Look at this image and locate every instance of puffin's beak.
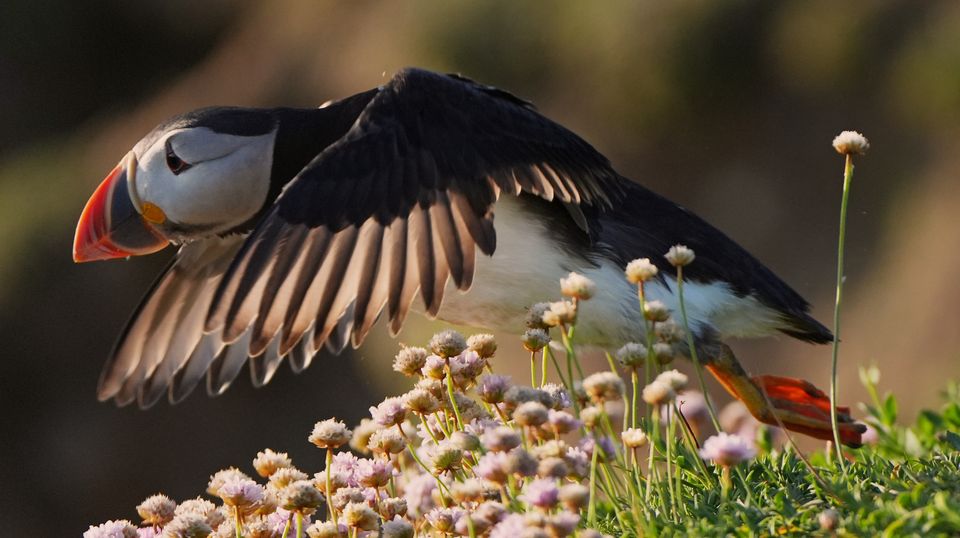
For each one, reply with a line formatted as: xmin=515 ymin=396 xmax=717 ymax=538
xmin=73 ymin=153 xmax=169 ymax=263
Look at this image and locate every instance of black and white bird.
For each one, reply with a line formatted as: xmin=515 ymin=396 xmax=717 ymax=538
xmin=74 ymin=67 xmax=864 ymax=446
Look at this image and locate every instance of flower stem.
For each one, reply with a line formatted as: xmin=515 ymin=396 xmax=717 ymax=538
xmin=677 ymin=267 xmax=722 ymax=433
xmin=587 ymin=439 xmax=600 ymax=527
xmin=234 ymin=506 xmax=242 ymax=538
xmin=530 ymin=350 xmax=537 ymax=387
xmin=540 ymin=350 xmax=548 ymax=386
xmin=829 ymin=153 xmax=854 ymax=472
xmin=444 ymin=361 xmax=465 ymax=430
xmin=325 ymin=449 xmax=337 ymax=526
xmin=721 ymin=465 xmax=731 ymax=503
xmin=296 ymin=512 xmax=304 ymax=538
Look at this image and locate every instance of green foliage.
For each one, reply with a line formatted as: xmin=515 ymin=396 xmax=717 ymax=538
xmin=601 ymin=376 xmax=960 ymax=537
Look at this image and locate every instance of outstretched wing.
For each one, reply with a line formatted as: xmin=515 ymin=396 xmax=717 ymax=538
xmin=98 ymin=236 xmax=243 ymax=408
xmin=206 ymin=67 xmax=623 ymax=360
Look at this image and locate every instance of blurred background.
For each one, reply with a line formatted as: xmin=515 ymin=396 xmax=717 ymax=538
xmin=3 ymin=1 xmax=960 ymax=535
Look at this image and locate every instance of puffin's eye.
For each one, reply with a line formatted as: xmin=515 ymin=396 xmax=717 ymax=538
xmin=165 ymin=138 xmax=192 ymax=175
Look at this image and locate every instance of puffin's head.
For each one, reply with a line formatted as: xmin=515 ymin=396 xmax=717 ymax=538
xmin=73 ymin=107 xmax=278 ymax=262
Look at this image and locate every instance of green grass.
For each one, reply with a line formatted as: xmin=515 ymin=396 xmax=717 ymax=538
xmin=595 ymin=378 xmax=960 ymax=537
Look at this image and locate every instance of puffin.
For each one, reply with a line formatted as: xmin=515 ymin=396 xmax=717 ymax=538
xmin=73 ymin=67 xmax=865 ymax=446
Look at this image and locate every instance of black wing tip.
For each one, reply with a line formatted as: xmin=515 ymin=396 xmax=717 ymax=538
xmin=779 ymin=314 xmax=833 ymax=344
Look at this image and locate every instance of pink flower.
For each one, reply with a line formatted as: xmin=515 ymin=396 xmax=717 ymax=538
xmin=475 ymin=452 xmax=511 ymax=484
xmin=547 ymin=409 xmax=582 ymax=434
xmin=477 ymin=374 xmax=511 ymax=403
xmin=490 ymin=514 xmax=526 ymax=538
xmin=218 ymin=477 xmax=264 ymax=508
xmin=451 ymin=350 xmax=486 ymax=385
xmin=370 ymin=396 xmax=407 ymax=426
xmin=403 ymin=473 xmax=437 ymax=518
xmin=356 ymin=458 xmax=393 ymax=488
xmin=520 ymin=478 xmax=559 ymax=509
xmin=699 ymin=433 xmax=756 ymax=466
xmin=83 ymin=520 xmax=138 ymax=538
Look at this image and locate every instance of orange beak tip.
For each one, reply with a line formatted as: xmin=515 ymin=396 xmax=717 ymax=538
xmin=73 ymin=160 xmax=168 ymax=262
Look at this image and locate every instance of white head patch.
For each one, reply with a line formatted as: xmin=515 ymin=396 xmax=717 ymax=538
xmin=132 ymin=126 xmax=277 ymax=238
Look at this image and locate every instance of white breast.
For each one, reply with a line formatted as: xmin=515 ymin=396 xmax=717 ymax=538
xmin=434 ymin=197 xmax=787 ymax=347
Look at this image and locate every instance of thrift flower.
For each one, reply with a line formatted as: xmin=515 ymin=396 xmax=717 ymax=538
xmin=537 ymin=457 xmax=569 ymax=479
xmin=832 ymin=130 xmax=869 ymax=155
xmin=449 ymin=430 xmax=481 ymax=451
xmin=381 ymin=518 xmax=414 ymax=538
xmin=159 ymin=514 xmax=211 ymax=538
xmin=520 ymin=478 xmax=559 ymax=509
xmin=280 ymin=480 xmax=324 ymax=513
xmin=174 ymin=498 xmax=224 ymax=528
xmin=564 ymin=447 xmax=590 ymax=478
xmin=84 ymin=520 xmax=138 ymax=538
xmin=656 ymin=369 xmax=688 ymax=391
xmin=404 ymin=473 xmax=437 ymax=518
xmin=356 ymin=458 xmax=392 ymax=488
xmin=305 ymin=521 xmax=342 ymax=538
xmin=652 ymin=342 xmax=675 ymax=365
xmin=426 ymin=507 xmax=464 ymax=533
xmin=218 ymin=478 xmax=264 ymax=510
xmin=402 ymin=388 xmax=440 ymax=414
xmin=558 ymin=484 xmax=590 ymax=511
xmin=450 ymin=350 xmax=486 ymax=385
xmin=642 ymin=380 xmax=675 ymax=406
xmin=547 ymin=409 xmax=581 ymax=434
xmin=370 ymin=396 xmax=407 ymax=426
xmin=429 ymin=329 xmax=467 ymax=358
xmin=699 ymin=432 xmax=757 ymax=466
xmin=582 ymin=371 xmax=625 ymax=403
xmin=252 ymin=448 xmax=292 ymax=478
xmin=269 ymin=467 xmax=308 ymax=489
xmin=342 ymin=502 xmax=379 ymax=531
xmin=475 ymin=501 xmax=507 ymax=525
xmin=621 ymin=428 xmax=648 ymax=449
xmin=309 ymin=419 xmax=352 ymax=449
xmin=421 ymin=354 xmax=447 ymax=379
xmin=616 ymin=342 xmax=646 ymax=369
xmin=348 ymin=418 xmax=379 ymax=454
xmin=579 ymin=406 xmax=602 ymax=428
xmin=547 ymin=512 xmax=580 ymax=537
xmin=207 ymin=467 xmax=250 ymax=496
xmin=393 ymin=346 xmax=428 ymax=376
xmin=643 ymin=300 xmax=671 ymax=322
xmin=358 ymin=428 xmax=407 ymax=454
xmin=542 ymin=383 xmax=571 ymax=409
xmin=665 ymin=244 xmax=695 ymax=267
xmin=522 ymin=328 xmax=551 ymax=352
xmin=525 ymin=302 xmax=552 ymax=329
xmin=379 ymin=497 xmax=408 ymax=519
xmin=478 ymin=374 xmax=511 ymax=403
xmin=430 ymin=442 xmax=464 ymax=474
xmin=331 ymin=488 xmax=365 ymax=512
xmin=513 ymin=401 xmax=549 ymax=427
xmin=467 ymin=333 xmax=498 ymax=358
xmin=136 ymin=494 xmax=176 ymax=527
xmin=542 ymin=300 xmax=576 ymax=327
xmin=819 ymin=508 xmax=841 ymax=531
xmin=560 ymin=272 xmax=596 ymax=300
xmin=654 ymin=319 xmax=684 ymax=342
xmin=451 ymin=478 xmax=486 ymax=503
xmin=476 ymin=451 xmax=511 ymax=484
xmin=505 ymin=448 xmax=538 ymax=477
xmin=625 ymin=258 xmax=658 ymax=283
xmin=482 ymin=426 xmax=522 ymax=452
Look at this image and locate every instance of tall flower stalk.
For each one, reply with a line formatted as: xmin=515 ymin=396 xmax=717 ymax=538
xmin=829 ymin=130 xmax=869 ymax=470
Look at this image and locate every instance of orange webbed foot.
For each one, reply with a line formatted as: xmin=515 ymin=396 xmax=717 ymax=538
xmin=752 ymin=375 xmax=867 ymax=448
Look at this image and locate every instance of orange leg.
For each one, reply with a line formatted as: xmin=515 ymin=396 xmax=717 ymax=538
xmin=705 ymin=345 xmax=866 ymax=448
